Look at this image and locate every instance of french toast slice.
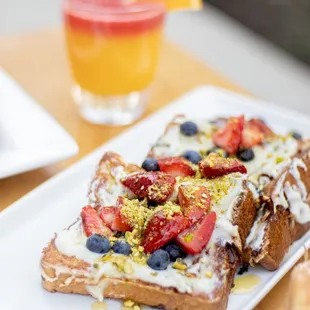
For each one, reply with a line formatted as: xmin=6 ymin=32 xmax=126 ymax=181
xmin=244 ymin=146 xmax=310 ymax=270
xmin=147 ymin=115 xmax=310 ymax=271
xmin=41 ymin=152 xmax=255 ymax=310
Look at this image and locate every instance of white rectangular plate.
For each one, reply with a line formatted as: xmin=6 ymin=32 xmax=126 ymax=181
xmin=0 ymin=69 xmax=78 ymax=179
xmin=1 ymin=86 xmax=310 ymax=310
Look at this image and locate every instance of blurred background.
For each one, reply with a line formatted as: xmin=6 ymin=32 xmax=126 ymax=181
xmin=1 ymin=0 xmax=310 ymax=114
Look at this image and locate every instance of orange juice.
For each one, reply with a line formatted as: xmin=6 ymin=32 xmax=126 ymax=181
xmin=63 ymin=1 xmax=165 ymax=96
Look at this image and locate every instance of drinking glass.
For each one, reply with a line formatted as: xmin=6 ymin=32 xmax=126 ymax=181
xmin=63 ymin=0 xmax=166 ymax=125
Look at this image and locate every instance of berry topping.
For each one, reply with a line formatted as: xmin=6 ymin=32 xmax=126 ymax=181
xmin=290 ymin=131 xmax=302 ymax=140
xmin=182 ymin=150 xmax=202 ymax=165
xmin=163 ymin=243 xmax=186 ymax=262
xmin=86 ymin=234 xmax=111 ymax=254
xmin=111 ymin=197 xmax=133 ymax=232
xmin=206 ymin=147 xmax=229 ymax=158
xmin=142 ymin=158 xmax=159 ymax=171
xmin=99 ymin=207 xmax=117 ymax=229
xmin=111 ymin=209 xmax=133 ymax=232
xmin=178 ymin=185 xmax=211 ymax=224
xmin=199 ymin=153 xmax=247 ymax=179
xmin=81 ymin=206 xmax=112 ymax=237
xmin=147 ymin=249 xmax=170 ymax=270
xmin=142 ymin=210 xmax=189 ymax=253
xmin=176 ymin=211 xmax=216 ymax=255
xmin=180 ymin=121 xmax=198 ymax=136
xmin=241 ymin=122 xmax=264 ymax=149
xmin=112 ymin=241 xmax=132 ymax=255
xmin=121 ymin=172 xmax=176 ymax=204
xmin=213 ymin=115 xmax=244 ymax=154
xmin=158 ymin=157 xmax=195 ymax=177
xmin=248 ymin=118 xmax=273 ymax=136
xmin=237 ymin=148 xmax=255 ymax=162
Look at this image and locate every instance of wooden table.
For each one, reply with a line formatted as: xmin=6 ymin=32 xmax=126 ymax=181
xmin=0 ymin=28 xmax=295 ymax=310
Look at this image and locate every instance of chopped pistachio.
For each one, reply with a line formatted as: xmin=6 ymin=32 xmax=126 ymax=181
xmin=276 ymin=157 xmax=284 ymax=164
xmin=124 ymin=300 xmax=135 ymax=307
xmin=173 ymin=261 xmax=187 ymax=271
xmin=123 ymin=300 xmax=141 ymax=310
xmin=184 ymin=233 xmax=194 ymax=242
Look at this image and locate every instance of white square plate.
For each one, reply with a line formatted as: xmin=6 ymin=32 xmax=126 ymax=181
xmin=1 ymin=86 xmax=310 ymax=310
xmin=0 ymin=69 xmax=78 ymax=179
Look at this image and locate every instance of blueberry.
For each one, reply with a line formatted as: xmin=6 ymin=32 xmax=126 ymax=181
xmin=147 ymin=249 xmax=170 ymax=270
xmin=112 ymin=241 xmax=132 ymax=255
xmin=290 ymin=131 xmax=302 ymax=140
xmin=142 ymin=158 xmax=159 ymax=171
xmin=163 ymin=243 xmax=186 ymax=262
xmin=182 ymin=150 xmax=202 ymax=165
xmin=237 ymin=148 xmax=255 ymax=162
xmin=180 ymin=121 xmax=198 ymax=136
xmin=86 ymin=234 xmax=111 ymax=254
xmin=206 ymin=147 xmax=229 ymax=158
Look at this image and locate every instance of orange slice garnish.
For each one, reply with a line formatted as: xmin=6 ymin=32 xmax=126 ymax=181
xmin=164 ymin=0 xmax=202 ymax=11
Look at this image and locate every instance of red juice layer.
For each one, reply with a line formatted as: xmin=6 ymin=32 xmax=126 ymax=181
xmin=63 ymin=1 xmax=165 ymax=36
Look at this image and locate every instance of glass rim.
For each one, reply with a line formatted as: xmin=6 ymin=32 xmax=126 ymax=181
xmin=63 ymin=0 xmax=166 ymax=15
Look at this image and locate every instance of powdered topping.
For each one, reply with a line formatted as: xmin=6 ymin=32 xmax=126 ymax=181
xmin=150 ymin=116 xmax=215 ymax=158
xmin=271 ymin=158 xmax=310 ymax=224
xmin=246 ymin=135 xmax=298 ymax=187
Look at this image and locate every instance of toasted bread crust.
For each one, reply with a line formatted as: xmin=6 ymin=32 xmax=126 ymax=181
xmin=147 ymin=115 xmax=185 ymax=159
xmin=254 ymin=207 xmax=292 ymax=270
xmin=231 ymin=186 xmax=256 ymax=250
xmin=88 ymin=152 xmax=143 ymax=205
xmin=41 ymin=240 xmax=236 ymax=310
xmin=246 ymin=148 xmax=310 ymax=270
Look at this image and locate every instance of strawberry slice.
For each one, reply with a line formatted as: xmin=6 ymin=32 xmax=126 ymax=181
xmin=241 ymin=122 xmax=264 ymax=148
xmin=111 ymin=209 xmax=132 ymax=232
xmin=248 ymin=118 xmax=273 ymax=136
xmin=81 ymin=205 xmax=112 ymax=237
xmin=142 ymin=211 xmax=189 ymax=253
xmin=99 ymin=207 xmax=116 ymax=229
xmin=213 ymin=115 xmax=244 ymax=154
xmin=110 ymin=197 xmax=132 ymax=232
xmin=175 ymin=211 xmax=216 ymax=255
xmin=178 ymin=185 xmax=211 ymax=224
xmin=121 ymin=172 xmax=176 ymax=204
xmin=158 ymin=157 xmax=196 ymax=177
xmin=199 ymin=153 xmax=247 ymax=179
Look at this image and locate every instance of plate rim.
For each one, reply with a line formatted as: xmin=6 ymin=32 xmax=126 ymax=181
xmin=0 ymin=68 xmax=79 ymax=179
xmin=1 ymin=85 xmax=310 ymax=309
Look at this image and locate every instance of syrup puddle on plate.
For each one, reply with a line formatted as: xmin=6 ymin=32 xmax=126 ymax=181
xmin=232 ymin=274 xmax=261 ymax=294
xmin=92 ymin=301 xmax=107 ymax=310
